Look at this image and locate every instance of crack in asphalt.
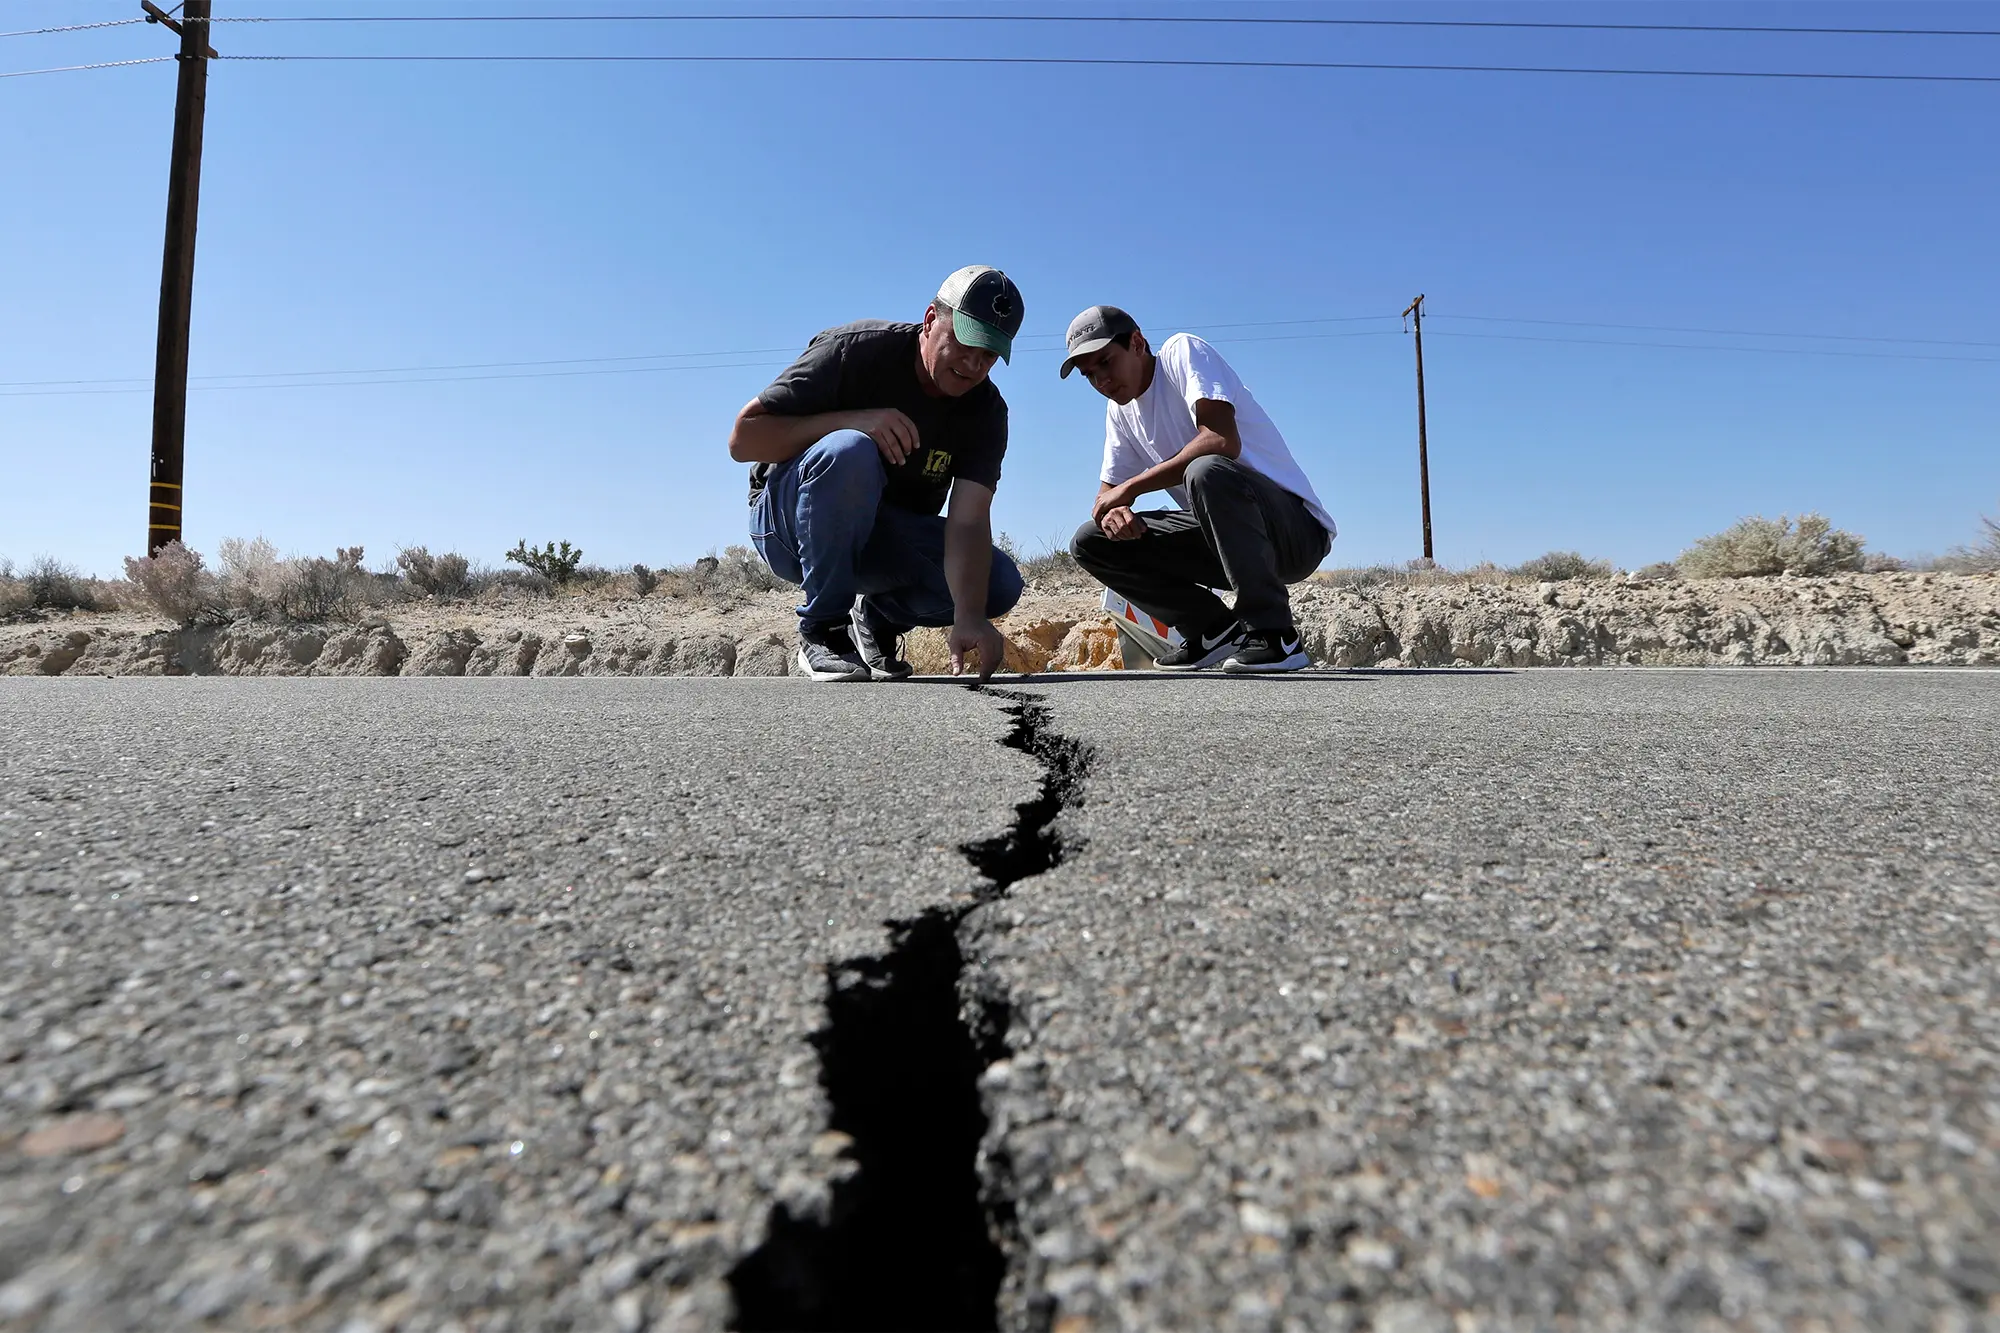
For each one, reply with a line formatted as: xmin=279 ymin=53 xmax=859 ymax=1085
xmin=728 ymin=689 xmax=1093 ymax=1333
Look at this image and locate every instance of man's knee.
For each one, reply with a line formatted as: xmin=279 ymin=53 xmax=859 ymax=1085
xmin=1070 ymin=518 xmax=1114 ymax=568
xmin=800 ymin=430 xmax=886 ymax=497
xmin=986 ymin=548 xmax=1025 ymax=618
xmin=1185 ymin=453 xmax=1250 ymax=495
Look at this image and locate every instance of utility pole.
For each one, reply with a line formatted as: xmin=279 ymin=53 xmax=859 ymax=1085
xmin=1401 ymin=294 xmax=1434 ymax=562
xmin=143 ymin=0 xmax=216 ymax=556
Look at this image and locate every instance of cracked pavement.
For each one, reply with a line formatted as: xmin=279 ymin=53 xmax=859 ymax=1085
xmin=3 ymin=670 xmax=1998 ymax=1332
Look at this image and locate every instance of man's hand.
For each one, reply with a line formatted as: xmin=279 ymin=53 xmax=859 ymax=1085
xmin=1100 ymin=506 xmax=1144 ymax=541
xmin=1092 ymin=482 xmax=1139 ymax=526
xmin=851 ymin=408 xmax=920 ymax=465
xmin=948 ymin=617 xmax=1008 ymax=682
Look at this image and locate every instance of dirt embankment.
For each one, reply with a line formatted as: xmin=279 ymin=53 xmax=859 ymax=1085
xmin=2 ymin=572 xmax=1994 ymax=678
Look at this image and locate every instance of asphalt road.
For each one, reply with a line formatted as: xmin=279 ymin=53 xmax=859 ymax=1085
xmin=2 ymin=671 xmax=1995 ymax=1332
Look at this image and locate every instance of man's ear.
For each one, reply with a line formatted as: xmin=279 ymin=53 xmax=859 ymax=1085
xmin=922 ymin=303 xmax=942 ymax=332
xmin=1130 ymin=328 xmax=1150 ymax=358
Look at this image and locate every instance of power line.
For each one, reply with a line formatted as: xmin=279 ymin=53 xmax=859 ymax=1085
xmin=201 ymin=13 xmax=2000 ymax=40
xmin=1440 ymin=312 xmax=2000 ymax=350
xmin=0 ymin=55 xmax=171 ymax=77
xmin=0 ymin=17 xmax=146 ymax=38
xmin=203 ymin=54 xmax=2000 ymax=85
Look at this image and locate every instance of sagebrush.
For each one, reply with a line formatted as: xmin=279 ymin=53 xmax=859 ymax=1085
xmin=1512 ymin=551 xmax=1614 ymax=582
xmin=1678 ymin=514 xmax=1866 ymax=579
xmin=1940 ymin=505 xmax=2000 ymax=573
xmin=397 ymin=546 xmax=473 ymax=598
xmin=122 ymin=542 xmax=217 ymax=625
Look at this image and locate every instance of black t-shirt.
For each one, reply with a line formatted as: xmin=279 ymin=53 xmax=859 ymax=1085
xmin=750 ymin=321 xmax=1008 ymax=516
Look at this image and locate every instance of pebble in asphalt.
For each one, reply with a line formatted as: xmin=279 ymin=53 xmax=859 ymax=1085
xmin=2 ymin=670 xmax=1996 ymax=1332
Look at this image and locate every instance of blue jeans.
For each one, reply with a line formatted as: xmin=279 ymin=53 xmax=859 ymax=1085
xmin=750 ymin=430 xmax=1024 ymax=630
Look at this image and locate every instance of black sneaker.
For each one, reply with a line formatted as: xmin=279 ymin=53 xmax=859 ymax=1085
xmin=796 ymin=621 xmax=870 ymax=681
xmin=850 ymin=598 xmax=914 ymax=681
xmin=1153 ymin=618 xmax=1244 ymax=671
xmin=1223 ymin=627 xmax=1310 ymax=673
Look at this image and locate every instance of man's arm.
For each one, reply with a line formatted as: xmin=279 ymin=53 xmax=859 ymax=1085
xmin=943 ymin=478 xmax=1007 ymax=681
xmin=1094 ymin=482 xmax=1144 ymax=541
xmin=728 ymin=399 xmax=921 ymax=466
xmin=1091 ymin=398 xmax=1241 ymax=524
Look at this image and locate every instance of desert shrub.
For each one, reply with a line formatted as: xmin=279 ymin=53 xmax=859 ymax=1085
xmin=569 ymin=563 xmax=616 ymax=587
xmin=1860 ymin=552 xmax=1907 ymax=573
xmin=217 ymin=535 xmax=283 ymax=614
xmin=656 ymin=545 xmax=784 ymax=599
xmin=1019 ymin=546 xmax=1089 ymax=588
xmin=1940 ymin=506 xmax=2000 ymax=573
xmin=506 ymin=539 xmax=583 ymax=586
xmin=631 ymin=564 xmax=659 ymax=596
xmin=397 ymin=545 xmax=473 ymax=598
xmin=0 ymin=559 xmax=26 ymax=616
xmin=267 ymin=546 xmax=368 ymax=622
xmin=1678 ymin=513 xmax=1865 ymax=579
xmin=23 ymin=555 xmax=102 ymax=611
xmin=1512 ymin=550 xmax=1614 ymax=582
xmin=1633 ymin=561 xmax=1680 ymax=581
xmin=122 ymin=541 xmax=218 ymax=625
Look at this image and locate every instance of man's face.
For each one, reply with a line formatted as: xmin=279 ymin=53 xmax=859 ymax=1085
xmin=919 ymin=304 xmax=1000 ymax=397
xmin=1072 ymin=332 xmax=1148 ymax=405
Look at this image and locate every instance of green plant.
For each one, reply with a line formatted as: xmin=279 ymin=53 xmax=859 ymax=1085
xmin=506 ymin=539 xmax=584 ymax=586
xmin=1678 ymin=513 xmax=1865 ymax=579
xmin=1512 ymin=550 xmax=1614 ymax=582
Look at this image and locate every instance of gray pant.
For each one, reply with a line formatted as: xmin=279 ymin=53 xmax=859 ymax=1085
xmin=1070 ymin=454 xmax=1331 ymax=636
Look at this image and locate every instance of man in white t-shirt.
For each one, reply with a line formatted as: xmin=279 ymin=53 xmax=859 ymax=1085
xmin=1061 ymin=305 xmax=1335 ymax=672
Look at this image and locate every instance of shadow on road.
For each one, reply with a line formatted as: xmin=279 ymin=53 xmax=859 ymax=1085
xmin=902 ymin=668 xmax=1512 ymax=686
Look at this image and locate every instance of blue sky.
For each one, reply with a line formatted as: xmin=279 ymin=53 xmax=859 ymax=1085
xmin=4 ymin=1 xmax=1997 ymax=577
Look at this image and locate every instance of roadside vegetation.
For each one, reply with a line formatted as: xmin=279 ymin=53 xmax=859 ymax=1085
xmin=14 ymin=504 xmax=1997 ymax=628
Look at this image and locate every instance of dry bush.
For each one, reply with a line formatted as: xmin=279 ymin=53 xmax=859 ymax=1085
xmin=0 ymin=559 xmax=28 ymax=617
xmin=631 ymin=564 xmax=660 ymax=597
xmin=21 ymin=555 xmax=105 ymax=611
xmin=1633 ymin=561 xmax=1680 ymax=581
xmin=1678 ymin=514 xmax=1865 ymax=579
xmin=1317 ymin=560 xmax=1518 ymax=591
xmin=475 ymin=568 xmax=553 ymax=601
xmin=1939 ymin=506 xmax=2000 ymax=573
xmin=122 ymin=542 xmax=218 ymax=625
xmin=1512 ymin=550 xmax=1614 ymax=582
xmin=269 ymin=546 xmax=368 ymax=622
xmin=217 ymin=536 xmax=284 ymax=614
xmin=655 ymin=546 xmax=784 ymax=600
xmin=396 ymin=546 xmax=473 ymax=598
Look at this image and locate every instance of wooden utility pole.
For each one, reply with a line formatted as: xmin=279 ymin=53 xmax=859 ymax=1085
xmin=144 ymin=0 xmax=216 ymax=556
xmin=1402 ymin=294 xmax=1434 ymax=562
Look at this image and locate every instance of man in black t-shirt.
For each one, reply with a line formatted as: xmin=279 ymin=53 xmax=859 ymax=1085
xmin=729 ymin=266 xmax=1027 ymax=682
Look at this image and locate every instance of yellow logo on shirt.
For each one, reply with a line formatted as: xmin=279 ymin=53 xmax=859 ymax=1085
xmin=921 ymin=449 xmax=952 ymax=479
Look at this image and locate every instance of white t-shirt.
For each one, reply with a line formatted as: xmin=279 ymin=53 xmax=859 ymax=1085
xmin=1099 ymin=332 xmax=1335 ymax=536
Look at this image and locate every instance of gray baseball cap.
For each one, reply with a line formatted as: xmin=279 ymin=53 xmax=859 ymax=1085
xmin=1060 ymin=305 xmax=1139 ymax=378
xmin=935 ymin=265 xmax=1025 ymax=363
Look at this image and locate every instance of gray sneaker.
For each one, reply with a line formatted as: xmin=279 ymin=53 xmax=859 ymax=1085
xmin=850 ymin=599 xmax=914 ymax=681
xmin=796 ymin=621 xmax=870 ymax=682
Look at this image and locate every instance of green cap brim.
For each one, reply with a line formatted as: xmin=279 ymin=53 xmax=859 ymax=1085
xmin=950 ymin=307 xmax=1013 ymax=364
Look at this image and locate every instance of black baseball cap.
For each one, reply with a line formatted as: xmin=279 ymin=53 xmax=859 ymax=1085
xmin=1060 ymin=305 xmax=1140 ymax=378
xmin=935 ymin=265 xmax=1025 ymax=363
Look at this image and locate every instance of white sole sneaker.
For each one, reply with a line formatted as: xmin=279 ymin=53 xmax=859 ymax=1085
xmin=795 ymin=647 xmax=870 ymax=682
xmin=1153 ymin=624 xmax=1245 ymax=671
xmin=1222 ymin=639 xmax=1311 ymax=673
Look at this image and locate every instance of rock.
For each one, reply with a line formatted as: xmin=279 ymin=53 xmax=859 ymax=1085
xmin=465 ymin=630 xmax=542 ymax=676
xmin=733 ymin=633 xmax=788 ymax=677
xmin=21 ymin=1112 xmax=125 ymax=1157
xmin=403 ymin=629 xmax=481 ymax=676
xmin=1048 ymin=621 xmax=1123 ymax=671
xmin=669 ymin=633 xmax=737 ymax=677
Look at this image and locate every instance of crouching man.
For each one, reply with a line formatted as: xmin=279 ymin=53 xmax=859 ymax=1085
xmin=729 ymin=266 xmax=1026 ymax=681
xmin=1062 ymin=306 xmax=1336 ymax=672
